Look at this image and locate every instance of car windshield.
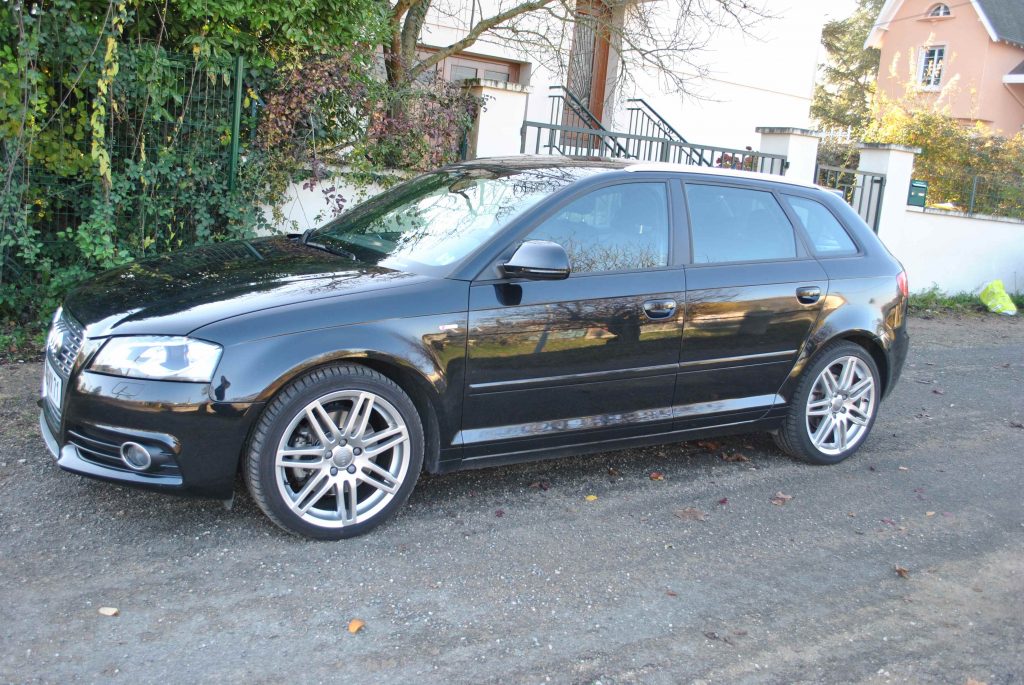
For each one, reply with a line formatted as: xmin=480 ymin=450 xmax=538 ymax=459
xmin=306 ymin=166 xmax=604 ymax=273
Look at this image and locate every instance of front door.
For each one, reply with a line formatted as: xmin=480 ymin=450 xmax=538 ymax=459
xmin=676 ymin=180 xmax=828 ymax=428
xmin=460 ymin=181 xmax=684 ymax=461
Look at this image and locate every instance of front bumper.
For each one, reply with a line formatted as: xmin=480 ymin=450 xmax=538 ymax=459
xmin=42 ymin=368 xmax=264 ymax=499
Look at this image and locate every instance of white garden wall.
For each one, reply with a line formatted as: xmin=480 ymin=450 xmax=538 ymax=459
xmin=882 ymin=208 xmax=1024 ymax=295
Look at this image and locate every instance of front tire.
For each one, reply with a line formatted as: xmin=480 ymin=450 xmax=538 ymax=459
xmin=774 ymin=341 xmax=880 ymax=465
xmin=244 ymin=364 xmax=424 ymax=539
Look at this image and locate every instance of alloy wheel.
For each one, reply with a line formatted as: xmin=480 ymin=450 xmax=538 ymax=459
xmin=804 ymin=355 xmax=876 ymax=456
xmin=274 ymin=390 xmax=411 ymax=528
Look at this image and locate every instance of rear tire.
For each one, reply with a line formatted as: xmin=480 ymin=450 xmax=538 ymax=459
xmin=244 ymin=364 xmax=423 ymax=539
xmin=774 ymin=341 xmax=881 ymax=465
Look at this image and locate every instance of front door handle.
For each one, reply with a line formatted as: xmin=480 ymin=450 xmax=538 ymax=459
xmin=643 ymin=298 xmax=677 ymax=319
xmin=796 ymin=286 xmax=821 ymax=304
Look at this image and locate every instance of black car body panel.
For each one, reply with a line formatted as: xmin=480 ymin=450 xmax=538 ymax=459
xmin=41 ymin=157 xmax=909 ymax=499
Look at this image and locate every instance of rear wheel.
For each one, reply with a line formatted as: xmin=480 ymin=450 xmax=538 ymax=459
xmin=774 ymin=341 xmax=880 ymax=465
xmin=244 ymin=364 xmax=423 ymax=539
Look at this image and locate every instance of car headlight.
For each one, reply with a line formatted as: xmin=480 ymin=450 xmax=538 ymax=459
xmin=46 ymin=306 xmax=64 ymax=355
xmin=90 ymin=336 xmax=222 ymax=382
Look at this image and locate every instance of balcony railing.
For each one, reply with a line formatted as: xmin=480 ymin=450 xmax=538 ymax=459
xmin=520 ymin=120 xmax=788 ymax=175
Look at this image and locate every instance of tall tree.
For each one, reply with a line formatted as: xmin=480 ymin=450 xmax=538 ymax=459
xmin=810 ymin=0 xmax=884 ymax=132
xmin=381 ymin=0 xmax=770 ymax=94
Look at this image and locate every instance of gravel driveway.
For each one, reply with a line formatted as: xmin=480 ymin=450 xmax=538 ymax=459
xmin=1 ymin=315 xmax=1022 ymax=684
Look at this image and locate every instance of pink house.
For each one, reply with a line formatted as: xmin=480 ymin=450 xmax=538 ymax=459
xmin=866 ymin=0 xmax=1024 ymax=134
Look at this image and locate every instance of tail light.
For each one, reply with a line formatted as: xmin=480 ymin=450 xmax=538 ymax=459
xmin=897 ymin=271 xmax=909 ymax=298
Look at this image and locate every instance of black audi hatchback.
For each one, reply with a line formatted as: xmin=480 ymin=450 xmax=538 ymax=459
xmin=40 ymin=157 xmax=908 ymax=538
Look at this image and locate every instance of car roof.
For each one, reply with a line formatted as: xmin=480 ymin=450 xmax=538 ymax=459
xmin=450 ymin=156 xmax=820 ymax=191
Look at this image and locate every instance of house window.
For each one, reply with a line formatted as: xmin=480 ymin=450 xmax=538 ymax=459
xmin=927 ymin=3 xmax=951 ymax=17
xmin=919 ymin=46 xmax=945 ymax=88
xmin=440 ymin=54 xmax=520 ymax=84
xmin=450 ymin=65 xmax=479 ymax=81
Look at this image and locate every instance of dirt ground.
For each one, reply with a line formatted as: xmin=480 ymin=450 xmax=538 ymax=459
xmin=0 ymin=314 xmax=1022 ymax=684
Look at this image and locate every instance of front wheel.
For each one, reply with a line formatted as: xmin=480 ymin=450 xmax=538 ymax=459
xmin=244 ymin=364 xmax=424 ymax=539
xmin=774 ymin=341 xmax=881 ymax=465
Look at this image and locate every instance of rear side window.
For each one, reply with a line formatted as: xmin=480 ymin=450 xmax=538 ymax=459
xmin=684 ymin=184 xmax=796 ymax=263
xmin=526 ymin=182 xmax=670 ymax=273
xmin=784 ymin=195 xmax=858 ymax=256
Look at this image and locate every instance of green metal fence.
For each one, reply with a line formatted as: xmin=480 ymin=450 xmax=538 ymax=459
xmin=4 ymin=45 xmax=251 ymax=283
xmin=933 ymin=172 xmax=1024 ymax=219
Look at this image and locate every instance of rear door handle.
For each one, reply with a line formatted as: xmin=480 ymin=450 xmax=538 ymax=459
xmin=796 ymin=286 xmax=821 ymax=304
xmin=642 ymin=298 xmax=677 ymax=319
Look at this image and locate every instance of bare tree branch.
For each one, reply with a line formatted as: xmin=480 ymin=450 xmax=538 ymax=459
xmin=384 ymin=0 xmax=774 ymax=106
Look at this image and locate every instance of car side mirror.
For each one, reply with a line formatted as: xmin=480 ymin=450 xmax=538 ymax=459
xmin=502 ymin=240 xmax=571 ymax=281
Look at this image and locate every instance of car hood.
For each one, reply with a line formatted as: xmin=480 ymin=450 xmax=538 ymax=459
xmin=65 ymin=236 xmax=429 ymax=337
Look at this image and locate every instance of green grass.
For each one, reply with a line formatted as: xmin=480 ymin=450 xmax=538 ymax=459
xmin=908 ymin=286 xmax=1023 ymax=315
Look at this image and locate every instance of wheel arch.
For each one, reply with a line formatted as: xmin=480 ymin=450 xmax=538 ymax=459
xmin=779 ymin=324 xmax=894 ymax=408
xmin=249 ymin=352 xmax=446 ymax=475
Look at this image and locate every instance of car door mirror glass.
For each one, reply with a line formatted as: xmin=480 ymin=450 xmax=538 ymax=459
xmin=502 ymin=240 xmax=571 ymax=280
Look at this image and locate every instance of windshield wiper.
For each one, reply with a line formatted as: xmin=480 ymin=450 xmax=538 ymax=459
xmin=304 ymin=239 xmax=358 ymax=262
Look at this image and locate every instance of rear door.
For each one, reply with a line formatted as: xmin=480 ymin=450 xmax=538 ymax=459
xmin=460 ymin=179 xmax=686 ymax=461
xmin=675 ymin=180 xmax=828 ymax=428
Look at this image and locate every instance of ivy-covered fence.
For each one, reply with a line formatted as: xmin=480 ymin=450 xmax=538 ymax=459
xmin=1 ymin=39 xmax=263 ymax=338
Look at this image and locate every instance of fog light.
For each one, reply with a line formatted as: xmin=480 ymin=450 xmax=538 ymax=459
xmin=119 ymin=442 xmax=153 ymax=471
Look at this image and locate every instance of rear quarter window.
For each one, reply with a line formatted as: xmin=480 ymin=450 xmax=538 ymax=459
xmin=783 ymin=195 xmax=858 ymax=256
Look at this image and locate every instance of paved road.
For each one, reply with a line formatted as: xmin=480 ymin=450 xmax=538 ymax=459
xmin=1 ymin=316 xmax=1022 ymax=684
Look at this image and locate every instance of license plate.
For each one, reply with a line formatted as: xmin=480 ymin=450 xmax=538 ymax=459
xmin=42 ymin=361 xmax=63 ymax=413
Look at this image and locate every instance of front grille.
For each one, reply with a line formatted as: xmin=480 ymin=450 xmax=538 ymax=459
xmin=48 ymin=311 xmax=84 ymax=378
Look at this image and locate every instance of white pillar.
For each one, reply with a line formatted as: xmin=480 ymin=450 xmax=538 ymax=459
xmin=755 ymin=127 xmax=820 ymax=183
xmin=462 ymin=79 xmax=531 ymax=159
xmin=857 ymin=143 xmax=920 ymax=242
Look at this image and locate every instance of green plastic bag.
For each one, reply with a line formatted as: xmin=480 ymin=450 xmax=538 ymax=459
xmin=980 ymin=280 xmax=1018 ymax=316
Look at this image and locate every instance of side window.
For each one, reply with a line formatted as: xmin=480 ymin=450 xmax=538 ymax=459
xmin=685 ymin=184 xmax=796 ymax=263
xmin=784 ymin=195 xmax=858 ymax=256
xmin=526 ymin=183 xmax=670 ymax=273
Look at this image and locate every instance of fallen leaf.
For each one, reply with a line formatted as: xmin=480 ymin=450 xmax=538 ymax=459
xmin=732 ymin=629 xmax=748 ymax=636
xmin=585 ymin=494 xmax=598 ymax=502
xmin=898 ymin=466 xmax=909 ymax=471
xmin=696 ymin=440 xmax=721 ymax=451
xmin=926 ymin=511 xmax=936 ymax=517
xmin=848 ymin=512 xmax=856 ymax=517
xmin=347 ymin=618 xmax=366 ymax=634
xmin=721 ymin=452 xmax=750 ymax=463
xmin=717 ymin=497 xmax=729 ymax=505
xmin=894 ymin=565 xmax=910 ymax=578
xmin=495 ymin=509 xmax=505 ymax=518
xmin=607 ymin=467 xmax=621 ymax=477
xmin=769 ymin=492 xmax=793 ymax=506
xmin=932 ymin=388 xmax=945 ymax=395
xmin=666 ymin=590 xmax=678 ymax=597
xmin=649 ymin=471 xmax=665 ymax=481
xmin=98 ymin=607 xmax=119 ymax=617
xmin=868 ymin=465 xmax=877 ymax=471
xmin=703 ymin=631 xmax=734 ymax=646
xmin=528 ymin=480 xmax=550 ymax=491
xmin=881 ymin=517 xmax=897 ymax=526
xmin=674 ymin=507 xmax=707 ymax=521
xmin=965 ymin=679 xmax=988 ymax=685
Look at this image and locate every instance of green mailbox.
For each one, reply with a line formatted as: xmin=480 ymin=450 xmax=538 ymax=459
xmin=908 ymin=179 xmax=928 ymax=207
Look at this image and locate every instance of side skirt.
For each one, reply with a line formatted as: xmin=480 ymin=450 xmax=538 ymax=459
xmin=437 ymin=415 xmax=787 ymax=474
